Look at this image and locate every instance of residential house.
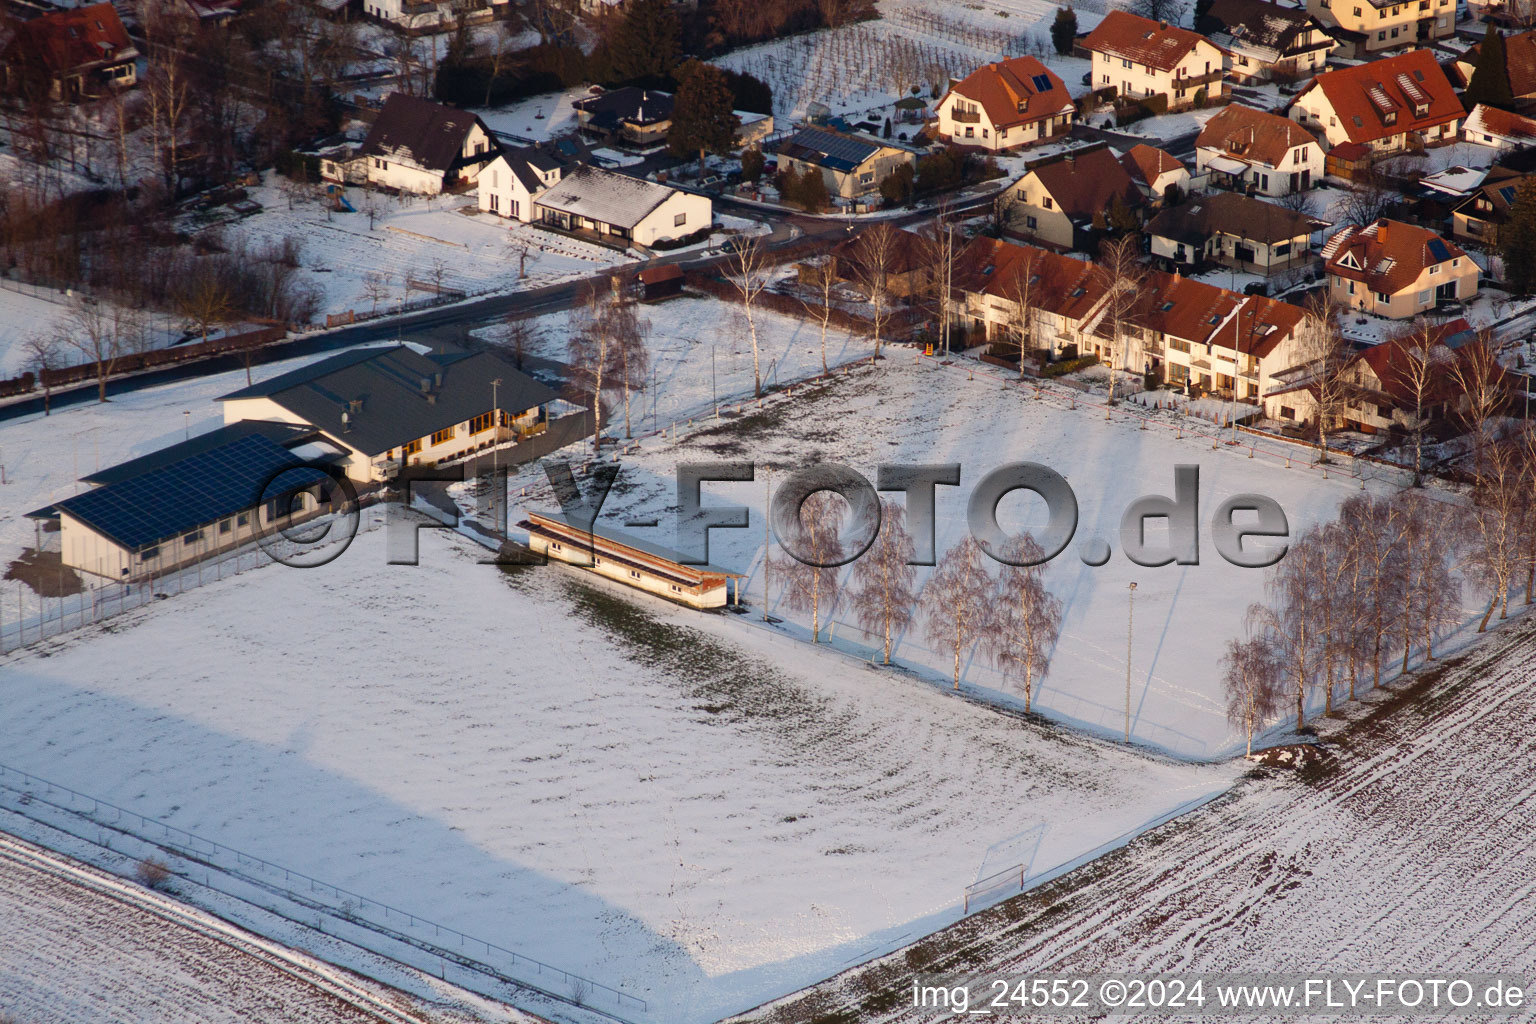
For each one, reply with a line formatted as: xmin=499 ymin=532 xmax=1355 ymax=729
xmin=773 ymin=127 xmax=917 ymax=199
xmin=30 ymin=422 xmax=344 ymax=583
xmin=1289 ymin=49 xmax=1463 ymax=156
xmin=1082 ymin=10 xmax=1228 ymax=112
xmin=1463 ymin=104 xmax=1536 ymax=152
xmin=574 ymin=87 xmax=675 ymax=148
xmin=1198 ymin=0 xmax=1335 ymax=82
xmin=338 ymin=94 xmax=497 ymax=195
xmin=217 ymin=345 xmax=559 ymax=483
xmin=1145 ymin=192 xmax=1326 ymax=276
xmin=523 ymin=511 xmax=746 ymax=610
xmin=532 ymin=165 xmax=712 ymax=248
xmin=948 ymin=236 xmax=1111 ymax=359
xmin=1196 ymin=103 xmax=1325 ymax=195
xmin=1322 ymin=218 xmax=1478 ymax=318
xmin=1453 ymin=29 xmax=1536 ymax=106
xmin=478 ymin=145 xmax=570 ymax=222
xmin=1305 ymin=0 xmax=1455 ymax=57
xmin=933 ymin=55 xmax=1075 ymax=151
xmin=1267 ymin=317 xmax=1493 ymax=430
xmin=1099 ymin=272 xmax=1309 ymax=403
xmin=999 ymin=144 xmax=1143 ymax=251
xmin=827 ymin=227 xmax=936 ymax=299
xmin=1120 ymin=144 xmax=1190 ymax=201
xmin=365 ymin=0 xmax=499 ymax=31
xmin=0 ymin=3 xmax=137 ymax=101
xmin=1451 ymin=166 xmax=1533 ymax=246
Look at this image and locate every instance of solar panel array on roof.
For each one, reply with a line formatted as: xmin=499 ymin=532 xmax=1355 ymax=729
xmin=780 ymin=128 xmax=878 ymax=173
xmin=1031 ymin=73 xmax=1053 ymax=91
xmin=1499 ymin=185 xmax=1518 ymax=203
xmin=55 ymin=434 xmax=330 ymax=552
xmin=1427 ymin=237 xmax=1452 ymax=262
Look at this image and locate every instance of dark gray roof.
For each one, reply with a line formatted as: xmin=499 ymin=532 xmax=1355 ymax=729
xmin=1200 ymin=0 xmax=1323 ymax=55
xmin=775 ymin=127 xmax=880 ymax=173
xmin=1146 ymin=192 xmax=1326 ymax=247
xmin=52 ymin=433 xmax=330 ymax=553
xmin=217 ymin=345 xmax=559 ymax=457
xmin=82 ymin=421 xmax=319 ymax=487
xmin=574 ymin=87 xmax=675 ymax=132
xmin=358 ymin=94 xmax=488 ymax=174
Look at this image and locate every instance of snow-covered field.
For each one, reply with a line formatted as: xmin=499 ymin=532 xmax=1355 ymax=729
xmin=737 ymin=613 xmax=1536 ymax=1023
xmin=497 ymin=353 xmax=1430 ymax=759
xmin=0 ymin=523 xmax=1238 ymax=1023
xmin=213 ymin=177 xmax=630 ymax=317
xmin=0 ymin=283 xmax=77 ymax=379
xmin=0 ymin=830 xmax=502 ymax=1024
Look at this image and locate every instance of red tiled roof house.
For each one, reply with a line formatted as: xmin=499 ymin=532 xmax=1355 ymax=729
xmin=1083 ymin=10 xmax=1228 ymax=112
xmin=1195 ymin=104 xmax=1325 ymax=196
xmin=1322 ymin=218 xmax=1477 ymax=318
xmin=999 ymin=144 xmax=1143 ymax=251
xmin=934 ymin=56 xmax=1075 ymax=151
xmin=0 ymin=3 xmax=138 ymax=102
xmin=1289 ymin=50 xmax=1462 ymax=157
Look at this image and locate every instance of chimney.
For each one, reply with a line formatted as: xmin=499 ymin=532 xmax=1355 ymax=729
xmin=433 ymin=370 xmax=443 ymax=389
xmin=1158 ymin=19 xmax=1168 ymax=29
xmin=1376 ymin=218 xmax=1389 ymax=242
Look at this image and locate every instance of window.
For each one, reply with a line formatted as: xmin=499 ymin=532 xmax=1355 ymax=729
xmin=1274 ymin=242 xmax=1292 ymax=257
xmin=1377 ymin=30 xmax=1386 ymax=39
xmin=1347 ymin=281 xmax=1356 ymax=295
xmin=403 ymin=438 xmax=423 ymax=457
xmin=1026 ymin=215 xmax=1039 ymax=229
xmin=1281 ymin=406 xmax=1296 ymax=420
xmin=219 ymin=519 xmax=232 ymax=535
xmin=965 ymin=126 xmax=975 ymax=137
xmin=1042 ymin=196 xmax=1053 ymax=209
xmin=1418 ymin=290 xmax=1432 ymax=304
xmin=1376 ymin=291 xmax=1391 ymax=304
xmin=470 ymin=411 xmax=495 ymax=434
xmin=1122 ymin=58 xmax=1132 ymax=69
xmin=431 ymin=426 xmax=455 ymax=446
xmin=184 ymin=530 xmax=203 ymax=545
xmin=670 ymin=584 xmax=683 ymax=593
xmin=237 ymin=513 xmax=250 ymax=528
xmin=1452 ymin=258 xmax=1461 ymax=267
xmin=1170 ymin=338 xmax=1191 ymax=353
xmin=551 ymin=541 xmax=562 ymax=552
xmin=511 ymin=200 xmax=520 ymax=217
xmin=628 ymin=569 xmax=642 ymax=581
xmin=1353 ymin=4 xmax=1361 ymax=12
xmin=594 ymin=556 xmax=602 ymax=565
xmin=1017 ymin=188 xmax=1027 ymax=200
xmin=490 ymin=194 xmax=499 ymax=213
xmin=1101 ymin=74 xmax=1110 ymax=84
xmin=1429 ymin=264 xmax=1440 ymax=275
xmin=140 ymin=547 xmax=159 ymax=561
xmin=982 ymin=128 xmax=989 ymax=138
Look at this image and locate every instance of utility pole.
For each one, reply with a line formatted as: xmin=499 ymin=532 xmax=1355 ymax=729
xmin=711 ymin=342 xmax=718 ymax=419
xmin=1125 ymin=581 xmax=1137 ymax=743
xmin=762 ymin=466 xmax=772 ymax=621
xmin=491 ymin=378 xmax=502 ymax=533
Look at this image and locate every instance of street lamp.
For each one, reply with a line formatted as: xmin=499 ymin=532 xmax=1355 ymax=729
xmin=1125 ymin=582 xmax=1138 ymax=744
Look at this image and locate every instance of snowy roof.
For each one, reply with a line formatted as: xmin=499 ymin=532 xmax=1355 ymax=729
xmin=1420 ymin=164 xmax=1489 ymax=198
xmin=533 ymin=166 xmax=682 ymax=229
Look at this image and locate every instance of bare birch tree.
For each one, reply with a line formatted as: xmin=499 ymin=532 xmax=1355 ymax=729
xmin=1394 ymin=489 xmax=1461 ymax=663
xmin=22 ymin=332 xmax=62 ymax=416
xmin=799 ymin=254 xmax=838 ymax=375
xmin=60 ymin=300 xmax=122 ymax=403
xmin=1450 ymin=333 xmax=1509 ymax=475
xmin=1298 ymin=292 xmax=1351 ymax=468
xmin=771 ymin=490 xmax=848 ymax=642
xmin=1254 ymin=527 xmax=1325 ymax=732
xmin=1223 ymin=615 xmax=1283 ymax=757
xmin=1093 ymin=234 xmax=1144 ymax=410
xmin=727 ymin=235 xmax=770 ymax=397
xmin=847 ymin=500 xmax=919 ymax=665
xmin=921 ymin=536 xmax=994 ymax=689
xmin=567 ymin=280 xmax=615 ymax=454
xmin=986 ymin=535 xmax=1063 ymax=712
xmin=1003 ymin=248 xmax=1043 ymax=377
xmin=1466 ymin=434 xmax=1525 ymax=630
xmin=851 ymin=223 xmax=899 ymax=357
xmin=1383 ymin=319 xmax=1449 ymax=486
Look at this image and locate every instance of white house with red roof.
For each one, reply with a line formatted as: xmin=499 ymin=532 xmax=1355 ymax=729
xmin=1289 ymin=50 xmax=1462 ymax=156
xmin=1120 ymin=144 xmax=1189 ymax=201
xmin=1195 ymin=104 xmax=1324 ymax=195
xmin=1083 ymin=10 xmax=1228 ymax=111
xmin=934 ymin=56 xmax=1075 ymax=151
xmin=1463 ymin=104 xmax=1536 ymax=151
xmin=1322 ymin=218 xmax=1477 ymax=318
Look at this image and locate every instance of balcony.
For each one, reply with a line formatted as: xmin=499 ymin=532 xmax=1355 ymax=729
xmin=951 ymin=108 xmax=982 ymax=124
xmin=1173 ymin=70 xmax=1225 ymax=91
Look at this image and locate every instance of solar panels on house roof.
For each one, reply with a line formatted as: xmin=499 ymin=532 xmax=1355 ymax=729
xmin=1427 ymin=237 xmax=1452 ymax=262
xmin=54 ymin=434 xmax=331 ymax=552
xmin=1031 ymin=74 xmax=1053 ymax=91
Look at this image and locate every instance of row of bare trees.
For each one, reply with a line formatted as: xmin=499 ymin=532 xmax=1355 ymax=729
xmin=771 ymin=498 xmax=1065 ymax=710
xmin=566 ymin=277 xmax=652 ymax=450
xmin=1225 ymin=424 xmax=1536 ymax=753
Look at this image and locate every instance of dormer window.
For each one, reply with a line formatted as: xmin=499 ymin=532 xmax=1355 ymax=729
xmin=1413 ymin=102 xmax=1428 ymax=117
xmin=1383 ymin=110 xmax=1397 ymax=125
